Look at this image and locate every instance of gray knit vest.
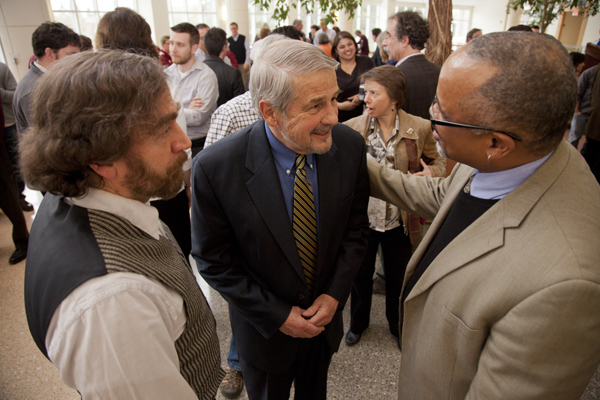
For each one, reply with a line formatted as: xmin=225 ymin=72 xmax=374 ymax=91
xmin=88 ymin=209 xmax=224 ymax=399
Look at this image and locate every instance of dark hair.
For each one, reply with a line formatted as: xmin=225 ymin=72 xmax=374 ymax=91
xmin=272 ymin=25 xmax=302 ymax=40
xmin=355 ymin=30 xmax=362 ymax=35
xmin=79 ymin=35 xmax=93 ymax=51
xmin=332 ymin=26 xmax=340 ymax=33
xmin=508 ymin=24 xmax=533 ymax=32
xmin=531 ymin=25 xmax=540 ymax=30
xmin=390 ymin=11 xmax=429 ymax=50
xmin=372 ymin=28 xmax=381 ymax=37
xmin=204 ymin=27 xmax=227 ymax=56
xmin=361 ymin=65 xmax=407 ymax=110
xmin=569 ymin=51 xmax=585 ymax=68
xmin=32 ymin=22 xmax=80 ymax=58
xmin=195 ymin=23 xmax=209 ymax=30
xmin=96 ymin=8 xmax=159 ymax=59
xmin=466 ymin=28 xmax=481 ymax=41
xmin=463 ymin=32 xmax=576 ymax=154
xmin=311 ymin=25 xmax=319 ymax=31
xmin=230 ymin=22 xmax=238 ymax=28
xmin=171 ymin=22 xmax=200 ymax=45
xmin=331 ymin=31 xmax=357 ymax=61
xmin=20 ymin=50 xmax=169 ymax=197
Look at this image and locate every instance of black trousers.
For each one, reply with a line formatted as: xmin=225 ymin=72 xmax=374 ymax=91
xmin=150 ymin=190 xmax=191 ymax=257
xmin=350 ymin=225 xmax=412 ymax=337
xmin=2 ymin=124 xmax=24 ymax=194
xmin=0 ymin=145 xmax=29 ymax=250
xmin=582 ymin=137 xmax=600 ymax=184
xmin=239 ymin=334 xmax=333 ymax=400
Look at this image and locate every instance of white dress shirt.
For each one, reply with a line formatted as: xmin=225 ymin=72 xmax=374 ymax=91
xmin=165 ymin=57 xmax=219 ymax=140
xmin=194 ymin=48 xmax=232 ymax=66
xmin=45 ymin=188 xmax=197 ymax=400
xmin=313 ymin=28 xmax=336 ymax=45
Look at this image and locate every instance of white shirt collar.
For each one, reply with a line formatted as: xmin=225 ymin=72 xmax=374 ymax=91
xmin=65 ymin=188 xmax=164 ymax=240
xmin=395 ymin=52 xmax=422 ymax=67
xmin=33 ymin=61 xmax=47 ymax=72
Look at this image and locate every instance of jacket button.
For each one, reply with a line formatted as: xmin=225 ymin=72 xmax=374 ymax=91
xmin=298 ymin=294 xmax=305 ymax=300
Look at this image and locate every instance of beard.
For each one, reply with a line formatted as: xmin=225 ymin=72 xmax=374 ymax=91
xmin=124 ymin=151 xmax=187 ymax=201
xmin=436 ymin=141 xmax=447 ymax=158
xmin=173 ymin=51 xmax=193 ymax=65
xmin=279 ymin=123 xmax=334 ymax=155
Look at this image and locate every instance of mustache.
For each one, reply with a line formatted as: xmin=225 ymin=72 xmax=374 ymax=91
xmin=312 ymin=125 xmax=334 ymax=134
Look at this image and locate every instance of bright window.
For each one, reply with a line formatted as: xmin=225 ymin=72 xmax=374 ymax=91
xmin=50 ymin=0 xmax=138 ymax=46
xmin=167 ymin=0 xmax=218 ymax=28
xmin=394 ymin=2 xmax=427 ymax=17
xmin=248 ymin=1 xmax=276 ymax=43
xmin=296 ymin=5 xmax=328 ymax=42
xmin=354 ymin=3 xmax=382 ymax=53
xmin=519 ymin=4 xmax=533 ymax=25
xmin=451 ymin=6 xmax=473 ymax=48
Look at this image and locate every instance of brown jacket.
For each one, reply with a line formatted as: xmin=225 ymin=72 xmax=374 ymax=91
xmin=344 ymin=110 xmax=445 ymax=231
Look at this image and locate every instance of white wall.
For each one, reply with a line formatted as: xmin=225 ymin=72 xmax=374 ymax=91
xmin=453 ymin=0 xmax=509 ymax=34
xmin=582 ymin=13 xmax=600 ymax=45
xmin=0 ymin=0 xmax=51 ymax=81
xmin=138 ymin=0 xmax=170 ymax=46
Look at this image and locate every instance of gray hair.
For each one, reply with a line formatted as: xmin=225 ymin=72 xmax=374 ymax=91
xmin=463 ymin=32 xmax=576 ymax=154
xmin=292 ymin=19 xmax=302 ymax=27
xmin=250 ymin=39 xmax=338 ymax=118
xmin=250 ymin=34 xmax=288 ymax=61
xmin=317 ymin=32 xmax=330 ymax=45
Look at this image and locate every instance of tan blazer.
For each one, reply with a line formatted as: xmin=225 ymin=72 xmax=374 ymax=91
xmin=369 ymin=140 xmax=600 ymax=400
xmin=345 ymin=110 xmax=445 ymax=231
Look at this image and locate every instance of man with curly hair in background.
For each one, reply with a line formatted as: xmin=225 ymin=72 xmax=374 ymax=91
xmin=383 ymin=11 xmax=440 ymax=120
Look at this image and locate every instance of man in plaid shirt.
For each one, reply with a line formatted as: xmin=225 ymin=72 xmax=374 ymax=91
xmin=204 ymin=91 xmax=258 ymax=148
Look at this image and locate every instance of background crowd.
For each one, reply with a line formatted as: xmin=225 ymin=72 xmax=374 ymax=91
xmin=1 ymin=5 xmax=600 ymax=400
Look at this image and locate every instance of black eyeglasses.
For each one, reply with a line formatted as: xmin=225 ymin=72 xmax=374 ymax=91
xmin=429 ymin=96 xmax=522 ymax=142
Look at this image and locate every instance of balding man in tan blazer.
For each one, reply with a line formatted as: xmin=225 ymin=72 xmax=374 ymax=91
xmin=369 ymin=32 xmax=600 ymax=400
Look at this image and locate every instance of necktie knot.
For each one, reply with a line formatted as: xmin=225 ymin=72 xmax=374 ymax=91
xmin=295 ymin=154 xmax=307 ymax=171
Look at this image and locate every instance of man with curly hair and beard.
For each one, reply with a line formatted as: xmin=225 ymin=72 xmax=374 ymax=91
xmin=382 ymin=11 xmax=440 ymax=120
xmin=21 ymin=51 xmax=224 ymax=399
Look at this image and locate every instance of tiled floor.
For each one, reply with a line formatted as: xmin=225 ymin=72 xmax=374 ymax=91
xmin=0 ymin=194 xmax=599 ymax=399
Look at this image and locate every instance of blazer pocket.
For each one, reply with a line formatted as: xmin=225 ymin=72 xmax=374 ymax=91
xmin=442 ymin=306 xmax=487 ymax=400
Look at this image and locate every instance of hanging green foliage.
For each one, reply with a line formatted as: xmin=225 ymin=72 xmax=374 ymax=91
xmin=252 ymin=0 xmax=362 ymax=25
xmin=508 ymin=0 xmax=600 ymax=33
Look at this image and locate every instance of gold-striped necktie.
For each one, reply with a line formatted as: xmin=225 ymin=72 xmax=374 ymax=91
xmin=293 ymin=154 xmax=317 ymax=293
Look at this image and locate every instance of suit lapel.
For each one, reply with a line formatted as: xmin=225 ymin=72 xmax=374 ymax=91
xmin=405 ymin=141 xmax=572 ymax=302
xmin=315 ymin=142 xmax=340 ymax=279
xmin=244 ymin=121 xmax=304 ymax=279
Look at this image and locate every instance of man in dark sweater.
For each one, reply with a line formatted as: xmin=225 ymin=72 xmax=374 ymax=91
xmin=228 ymin=22 xmax=250 ymax=89
xmin=203 ymin=27 xmax=245 ymax=107
xmin=382 ymin=11 xmax=440 ymax=120
xmin=21 ymin=50 xmax=223 ymax=399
